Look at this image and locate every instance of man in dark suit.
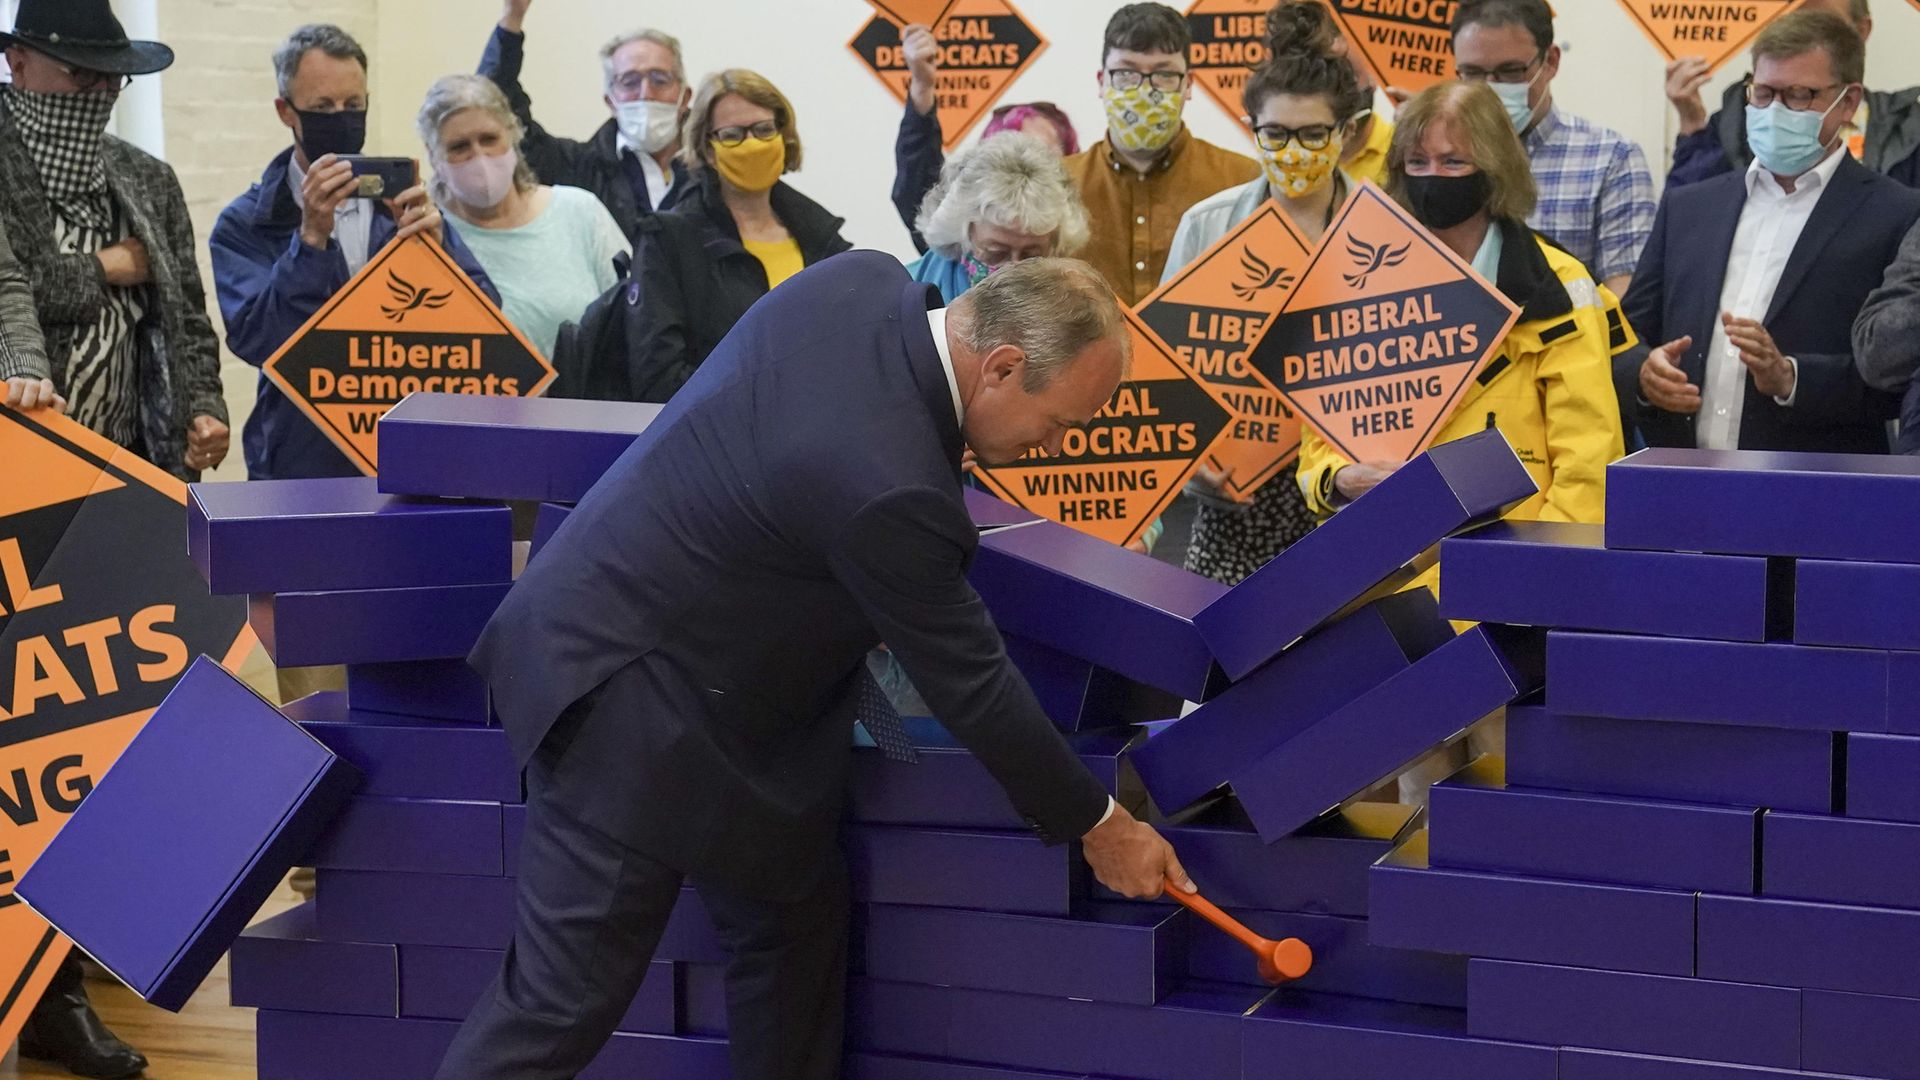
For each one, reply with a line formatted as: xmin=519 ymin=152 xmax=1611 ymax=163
xmin=435 ymin=252 xmax=1192 ymax=1080
xmin=1624 ymin=10 xmax=1920 ymax=455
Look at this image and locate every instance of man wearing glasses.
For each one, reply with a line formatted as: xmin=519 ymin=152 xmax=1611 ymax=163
xmin=1624 ymin=10 xmax=1920 ymax=457
xmin=1062 ymin=2 xmax=1258 ymax=304
xmin=480 ymin=0 xmax=692 ymax=241
xmin=1451 ymin=0 xmax=1654 ymax=298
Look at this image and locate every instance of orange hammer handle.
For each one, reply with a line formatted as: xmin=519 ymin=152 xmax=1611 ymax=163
xmin=1165 ymin=877 xmax=1269 ymax=954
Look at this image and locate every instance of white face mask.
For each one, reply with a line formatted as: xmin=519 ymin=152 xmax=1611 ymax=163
xmin=1491 ymin=64 xmax=1546 ymax=132
xmin=443 ymin=148 xmax=520 ymax=209
xmin=616 ymin=99 xmax=681 ymax=155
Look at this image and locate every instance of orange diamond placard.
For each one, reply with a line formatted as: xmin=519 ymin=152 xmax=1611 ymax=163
xmin=1186 ymin=0 xmax=1271 ymax=135
xmin=866 ymin=0 xmax=959 ymax=27
xmin=973 ymin=308 xmax=1234 ymax=548
xmin=1321 ymin=0 xmax=1457 ymax=94
xmin=263 ymin=235 xmax=556 ymax=475
xmin=1136 ymin=200 xmax=1315 ymax=500
xmin=0 ymin=407 xmax=252 ymax=1051
xmin=1616 ymin=0 xmax=1808 ymax=73
xmin=1248 ymin=181 xmax=1520 ymax=464
xmin=850 ymin=0 xmax=1048 ymax=151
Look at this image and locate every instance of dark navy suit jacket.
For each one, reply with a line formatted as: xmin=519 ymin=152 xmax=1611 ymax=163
xmin=471 ymin=251 xmax=1109 ymax=892
xmin=1624 ymin=153 xmax=1920 ymax=454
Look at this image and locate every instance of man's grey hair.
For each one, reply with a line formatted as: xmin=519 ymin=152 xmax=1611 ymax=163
xmin=917 ymin=133 xmax=1091 ymax=261
xmin=601 ymin=29 xmax=687 ymax=88
xmin=273 ymin=24 xmax=367 ymax=101
xmin=949 ymin=259 xmax=1131 ymax=392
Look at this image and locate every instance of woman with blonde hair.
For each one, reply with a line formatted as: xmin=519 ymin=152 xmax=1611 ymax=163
xmin=909 ymin=131 xmax=1090 ymax=302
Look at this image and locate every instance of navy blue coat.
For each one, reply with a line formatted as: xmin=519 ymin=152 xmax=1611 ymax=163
xmin=1623 ymin=154 xmax=1920 ymax=454
xmin=471 ymin=251 xmax=1109 ymax=893
xmin=210 ymin=148 xmax=500 ymax=480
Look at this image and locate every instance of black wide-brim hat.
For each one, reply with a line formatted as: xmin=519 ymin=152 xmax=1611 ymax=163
xmin=0 ymin=0 xmax=174 ymax=77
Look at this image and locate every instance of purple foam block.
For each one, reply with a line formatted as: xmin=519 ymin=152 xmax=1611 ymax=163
xmin=1439 ymin=520 xmax=1771 ymax=641
xmin=1795 ymin=559 xmax=1920 ymax=650
xmin=1892 ymin=654 xmax=1920 ymax=736
xmin=398 ymin=945 xmax=675 ymax=1034
xmin=862 ymin=903 xmax=1183 ymax=1005
xmin=250 ymin=582 xmax=511 ymax=668
xmin=681 ymin=963 xmax=726 ymax=1036
xmin=1242 ymin=991 xmax=1557 ymax=1080
xmin=1368 ymin=831 xmax=1696 ymax=976
xmin=1130 ymin=589 xmax=1452 ymax=816
xmin=968 ymin=518 xmax=1227 ymax=701
xmin=1185 ymin=908 xmax=1466 ymax=1007
xmin=850 ymin=717 xmax=1131 ymax=828
xmin=846 ymin=1053 xmax=1087 ymax=1080
xmin=1802 ymin=989 xmax=1920 ymax=1080
xmin=16 ymin=658 xmax=358 ymax=1011
xmin=347 ymin=659 xmax=491 ymax=724
xmin=1698 ymin=894 xmax=1920 ymax=997
xmin=1197 ymin=428 xmax=1536 ymax=680
xmin=1505 ymin=705 xmax=1835 ymax=813
xmin=1560 ymin=1049 xmax=1869 ymax=1080
xmin=285 ymin=692 xmax=519 ymax=803
xmin=301 ymin=795 xmax=504 ymax=876
xmin=528 ymin=502 xmax=573 ymax=564
xmin=1548 ymin=631 xmax=1888 ymax=733
xmin=255 ymin=1010 xmax=728 ymax=1080
xmin=1232 ymin=626 xmax=1545 ymax=842
xmin=187 ymin=476 xmax=510 ymax=595
xmin=1428 ymin=756 xmax=1758 ymax=894
xmin=228 ymin=903 xmax=396 ymax=1017
xmin=964 ymin=487 xmax=1041 ymax=530
xmin=1467 ymin=958 xmax=1798 ymax=1068
xmin=1606 ymin=447 xmax=1920 ymax=562
xmin=375 ymin=392 xmax=666 ymax=503
xmin=1848 ymin=734 xmax=1920 ymax=824
xmin=1001 ymin=634 xmax=1182 ymax=733
xmin=844 ymin=826 xmax=1080 ymax=915
xmin=1763 ymin=811 xmax=1920 ymax=909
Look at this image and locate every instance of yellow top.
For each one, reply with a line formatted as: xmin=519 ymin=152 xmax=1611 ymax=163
xmin=1344 ymin=114 xmax=1395 ymax=188
xmin=744 ymin=237 xmax=804 ymax=289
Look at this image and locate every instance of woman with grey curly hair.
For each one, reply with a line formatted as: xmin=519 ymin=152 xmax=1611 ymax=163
xmin=417 ymin=73 xmax=629 ymax=356
xmin=908 ymin=131 xmax=1090 ymax=302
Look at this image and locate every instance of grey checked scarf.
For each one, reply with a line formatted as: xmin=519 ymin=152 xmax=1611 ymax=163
xmin=1 ymin=85 xmax=117 ymax=229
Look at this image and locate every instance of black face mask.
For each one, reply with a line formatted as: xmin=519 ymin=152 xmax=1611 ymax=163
xmin=294 ymin=107 xmax=368 ymax=160
xmin=1403 ymin=171 xmax=1492 ymax=231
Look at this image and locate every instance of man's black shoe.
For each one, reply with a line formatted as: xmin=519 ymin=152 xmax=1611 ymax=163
xmin=18 ymin=982 xmax=148 ymax=1080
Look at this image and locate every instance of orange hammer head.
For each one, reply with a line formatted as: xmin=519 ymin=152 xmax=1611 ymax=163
xmin=1257 ymin=938 xmax=1314 ymax=984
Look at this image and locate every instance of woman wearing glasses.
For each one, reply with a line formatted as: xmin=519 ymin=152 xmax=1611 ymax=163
xmin=907 ymin=132 xmax=1090 ymax=303
xmin=622 ymin=69 xmax=849 ymax=403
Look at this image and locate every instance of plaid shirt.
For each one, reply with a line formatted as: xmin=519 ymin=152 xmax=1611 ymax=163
xmin=1525 ymin=107 xmax=1655 ymax=283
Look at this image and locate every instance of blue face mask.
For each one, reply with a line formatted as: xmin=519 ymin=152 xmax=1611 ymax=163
xmin=1746 ymin=91 xmax=1850 ymax=177
xmin=1491 ymin=71 xmax=1542 ymax=133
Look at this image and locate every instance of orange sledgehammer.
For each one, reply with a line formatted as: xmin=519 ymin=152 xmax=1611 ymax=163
xmin=1165 ymin=875 xmax=1313 ymax=984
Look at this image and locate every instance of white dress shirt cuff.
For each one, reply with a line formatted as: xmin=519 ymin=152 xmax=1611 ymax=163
xmin=1774 ymin=357 xmax=1799 ymax=407
xmin=1093 ymin=796 xmax=1118 ymax=831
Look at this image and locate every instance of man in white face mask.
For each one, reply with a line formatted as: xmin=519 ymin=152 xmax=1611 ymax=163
xmin=1451 ymin=0 xmax=1654 ymax=299
xmin=481 ymin=0 xmax=692 ymax=242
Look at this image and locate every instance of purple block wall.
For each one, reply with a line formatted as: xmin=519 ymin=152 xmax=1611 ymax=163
xmin=1698 ymin=894 xmax=1920 ymax=998
xmin=228 ymin=904 xmax=396 ymax=1018
xmin=844 ymin=826 xmax=1079 ymax=915
xmin=301 ymin=796 xmax=504 ymax=876
xmin=346 ymin=659 xmax=491 ymax=724
xmin=1795 ymin=559 xmax=1920 ymax=650
xmin=850 ymin=718 xmax=1130 ymax=829
xmin=397 ymin=945 xmax=675 ymax=1034
xmin=862 ymin=903 xmax=1183 ymax=1005
xmin=846 ymin=1053 xmax=1087 ymax=1080
xmin=999 ymin=635 xmax=1181 ymax=733
xmin=249 ymin=582 xmax=511 ymax=667
xmin=1801 ymin=989 xmax=1920 ymax=1080
xmin=1762 ymin=811 xmax=1920 ymax=909
xmin=1559 ymin=1048 xmax=1853 ymax=1079
xmin=1242 ymin=992 xmax=1558 ymax=1080
xmin=375 ymin=393 xmax=664 ymax=503
xmin=255 ymin=1010 xmax=726 ymax=1080
xmin=1184 ymin=907 xmax=1466 ymax=1007
xmin=1848 ymin=733 xmax=1920 ymax=824
xmin=963 ymin=488 xmax=1041 ymax=530
xmin=287 ymin=694 xmax=520 ymax=803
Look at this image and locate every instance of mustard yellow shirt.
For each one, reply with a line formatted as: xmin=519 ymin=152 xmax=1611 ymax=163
xmin=1344 ymin=114 xmax=1395 ymax=188
xmin=744 ymin=236 xmax=804 ymax=289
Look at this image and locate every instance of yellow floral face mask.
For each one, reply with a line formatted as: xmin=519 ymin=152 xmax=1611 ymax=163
xmin=1103 ymin=83 xmax=1183 ymax=154
xmin=1261 ymin=135 xmax=1344 ymax=199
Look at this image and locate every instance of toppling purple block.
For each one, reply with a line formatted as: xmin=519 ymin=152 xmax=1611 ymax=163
xmin=964 ymin=487 xmax=1040 ymax=530
xmin=1795 ymin=559 xmax=1920 ymax=650
xmin=1232 ymin=625 xmax=1545 ymax=842
xmin=1505 ymin=705 xmax=1835 ymax=813
xmin=1368 ymin=831 xmax=1695 ymax=976
xmin=1606 ymin=447 xmax=1920 ymax=562
xmin=1130 ymin=590 xmax=1451 ymax=816
xmin=250 ymin=582 xmax=510 ymax=668
xmin=1548 ymin=631 xmax=1889 ymax=733
xmin=1243 ymin=991 xmax=1557 ymax=1080
xmin=847 ymin=1053 xmax=1088 ymax=1080
xmin=1428 ymin=756 xmax=1758 ymax=894
xmin=16 ymin=658 xmax=358 ymax=1011
xmin=845 ymin=826 xmax=1079 ymax=915
xmin=863 ymin=903 xmax=1183 ymax=1005
xmin=1185 ymin=907 xmax=1466 ymax=1007
xmin=229 ymin=903 xmax=396 ymax=1018
xmin=1197 ymin=428 xmax=1536 ymax=680
xmin=375 ymin=392 xmax=666 ymax=503
xmin=187 ymin=476 xmax=510 ymax=595
xmin=1848 ymin=734 xmax=1920 ymax=824
xmin=1762 ymin=811 xmax=1920 ymax=909
xmin=301 ymin=795 xmax=504 ymax=876
xmin=968 ymin=518 xmax=1226 ymax=701
xmin=1467 ymin=959 xmax=1799 ymax=1068
xmin=255 ymin=1010 xmax=727 ymax=1080
xmin=1002 ymin=634 xmax=1182 ymax=733
xmin=346 ymin=659 xmax=491 ymax=724
xmin=1802 ymin=989 xmax=1920 ymax=1080
xmin=528 ymin=502 xmax=574 ymax=564
xmin=1698 ymin=894 xmax=1920 ymax=998
xmin=398 ymin=945 xmax=674 ymax=1034
xmin=850 ymin=717 xmax=1131 ymax=828
xmin=1439 ymin=520 xmax=1772 ymax=641
xmin=285 ymin=691 xmax=519 ymax=803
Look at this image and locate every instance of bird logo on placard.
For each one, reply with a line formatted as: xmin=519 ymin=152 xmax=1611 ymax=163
xmin=1343 ymin=235 xmax=1411 ymax=289
xmin=381 ymin=271 xmax=453 ymax=324
xmin=1233 ymin=249 xmax=1296 ymax=301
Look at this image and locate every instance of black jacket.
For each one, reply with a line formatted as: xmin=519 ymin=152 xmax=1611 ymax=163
xmin=1670 ymin=80 xmax=1920 ymax=191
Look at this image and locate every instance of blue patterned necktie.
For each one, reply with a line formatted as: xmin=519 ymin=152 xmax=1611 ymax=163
xmin=856 ymin=671 xmax=919 ymax=763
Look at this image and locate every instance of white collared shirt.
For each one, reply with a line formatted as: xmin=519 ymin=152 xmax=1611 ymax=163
xmin=288 ymin=154 xmax=373 ymax=274
xmin=927 ymin=308 xmax=963 ymax=424
xmin=1696 ymin=148 xmax=1843 ymax=450
xmin=616 ymin=133 xmax=676 ymax=209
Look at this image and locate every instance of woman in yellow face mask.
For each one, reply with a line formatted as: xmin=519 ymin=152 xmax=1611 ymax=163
xmin=619 ymin=69 xmax=851 ymax=403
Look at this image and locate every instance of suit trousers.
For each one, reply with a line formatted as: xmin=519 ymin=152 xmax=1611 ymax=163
xmin=433 ymin=693 xmax=850 ymax=1079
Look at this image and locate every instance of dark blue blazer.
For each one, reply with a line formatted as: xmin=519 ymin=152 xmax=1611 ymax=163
xmin=1624 ymin=153 xmax=1920 ymax=454
xmin=471 ymin=251 xmax=1109 ymax=891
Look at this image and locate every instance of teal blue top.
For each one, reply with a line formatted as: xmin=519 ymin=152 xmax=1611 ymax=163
xmin=907 ymin=250 xmax=972 ymax=304
xmin=446 ymin=185 xmax=630 ymax=358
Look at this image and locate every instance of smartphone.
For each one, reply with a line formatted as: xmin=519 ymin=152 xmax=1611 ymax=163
xmin=342 ymin=156 xmax=418 ymax=200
